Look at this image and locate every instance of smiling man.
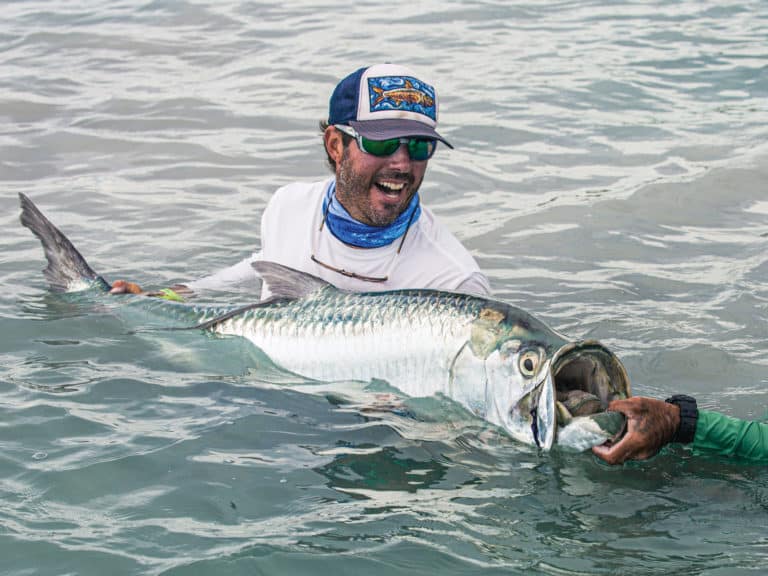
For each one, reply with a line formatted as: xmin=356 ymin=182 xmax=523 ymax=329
xmin=111 ymin=64 xmax=489 ymax=298
xmin=247 ymin=63 xmax=490 ymax=295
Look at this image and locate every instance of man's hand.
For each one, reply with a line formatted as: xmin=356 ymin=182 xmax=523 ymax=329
xmin=592 ymin=397 xmax=681 ymax=465
xmin=109 ymin=280 xmax=144 ymax=294
xmin=109 ymin=281 xmax=192 ymax=301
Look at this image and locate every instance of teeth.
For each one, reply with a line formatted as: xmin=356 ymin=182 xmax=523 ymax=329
xmin=377 ymin=181 xmax=405 ymax=192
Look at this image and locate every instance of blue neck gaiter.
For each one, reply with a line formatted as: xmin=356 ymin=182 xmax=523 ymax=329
xmin=322 ymin=180 xmax=421 ymax=249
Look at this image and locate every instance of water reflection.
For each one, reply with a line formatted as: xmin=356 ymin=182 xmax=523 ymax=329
xmin=317 ymin=445 xmax=449 ymax=495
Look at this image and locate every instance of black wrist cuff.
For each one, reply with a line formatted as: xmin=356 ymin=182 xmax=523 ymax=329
xmin=665 ymin=394 xmax=698 ymax=444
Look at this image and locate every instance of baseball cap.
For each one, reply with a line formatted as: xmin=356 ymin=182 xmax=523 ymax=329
xmin=328 ymin=64 xmax=453 ymax=148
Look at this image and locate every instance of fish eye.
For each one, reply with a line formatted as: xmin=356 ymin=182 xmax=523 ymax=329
xmin=518 ymin=349 xmax=540 ymax=377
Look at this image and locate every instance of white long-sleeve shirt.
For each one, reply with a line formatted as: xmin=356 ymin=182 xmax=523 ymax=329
xmin=188 ymin=178 xmax=490 ymax=297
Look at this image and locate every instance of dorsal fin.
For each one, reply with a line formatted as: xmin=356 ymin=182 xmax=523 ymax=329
xmin=251 ymin=261 xmax=336 ymax=299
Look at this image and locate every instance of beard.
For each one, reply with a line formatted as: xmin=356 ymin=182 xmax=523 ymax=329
xmin=335 ymin=147 xmax=421 ymax=227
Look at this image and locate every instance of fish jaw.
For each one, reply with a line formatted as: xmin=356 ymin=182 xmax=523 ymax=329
xmin=493 ymin=363 xmax=556 ymax=449
xmin=556 ymin=411 xmax=627 ymax=451
xmin=534 ymin=368 xmax=557 ymax=448
xmin=496 ymin=340 xmax=630 ymax=450
xmin=550 ymin=340 xmax=631 ymax=449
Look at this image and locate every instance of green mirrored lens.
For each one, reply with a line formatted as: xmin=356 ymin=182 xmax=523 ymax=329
xmin=359 ymin=136 xmax=437 ymax=160
xmin=408 ymin=139 xmax=436 ymax=161
xmin=360 ymin=137 xmax=401 ymax=157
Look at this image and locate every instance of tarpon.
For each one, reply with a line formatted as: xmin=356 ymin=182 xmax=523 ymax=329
xmin=371 ymin=80 xmax=435 ymax=108
xmin=19 ymin=193 xmax=630 ymax=451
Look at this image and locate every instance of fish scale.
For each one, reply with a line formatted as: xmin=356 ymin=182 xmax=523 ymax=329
xmin=212 ymin=290 xmax=477 ymax=393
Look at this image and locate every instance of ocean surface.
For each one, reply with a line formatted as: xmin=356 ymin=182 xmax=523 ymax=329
xmin=2 ymin=1 xmax=767 ymax=574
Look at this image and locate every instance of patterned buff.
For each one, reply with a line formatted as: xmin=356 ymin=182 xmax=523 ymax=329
xmin=322 ymin=181 xmax=421 ymax=249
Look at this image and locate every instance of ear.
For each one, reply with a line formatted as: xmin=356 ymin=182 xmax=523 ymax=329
xmin=324 ymin=126 xmax=345 ymax=168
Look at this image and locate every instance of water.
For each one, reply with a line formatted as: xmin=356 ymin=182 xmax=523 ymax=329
xmin=2 ymin=1 xmax=767 ymax=574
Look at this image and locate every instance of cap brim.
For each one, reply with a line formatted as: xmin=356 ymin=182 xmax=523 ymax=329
xmin=349 ymin=119 xmax=453 ymax=149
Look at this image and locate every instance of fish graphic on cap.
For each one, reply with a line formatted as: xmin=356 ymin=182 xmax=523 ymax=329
xmin=370 ymin=78 xmax=435 ymax=109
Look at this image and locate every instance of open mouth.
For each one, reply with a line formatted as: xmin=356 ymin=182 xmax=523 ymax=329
xmin=550 ymin=340 xmax=631 ymax=442
xmin=552 ymin=341 xmax=629 ymax=418
xmin=511 ymin=340 xmax=631 ymax=450
xmin=375 ymin=179 xmax=407 ymax=198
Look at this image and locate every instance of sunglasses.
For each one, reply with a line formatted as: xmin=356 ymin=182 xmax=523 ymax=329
xmin=334 ymin=124 xmax=437 ymax=161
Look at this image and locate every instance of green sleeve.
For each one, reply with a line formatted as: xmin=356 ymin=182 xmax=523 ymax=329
xmin=692 ymin=410 xmax=768 ymax=462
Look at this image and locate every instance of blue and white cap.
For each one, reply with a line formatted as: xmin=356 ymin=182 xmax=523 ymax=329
xmin=328 ymin=63 xmax=453 ymax=148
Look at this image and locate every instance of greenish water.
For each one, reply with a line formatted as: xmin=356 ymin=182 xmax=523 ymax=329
xmin=2 ymin=1 xmax=767 ymax=574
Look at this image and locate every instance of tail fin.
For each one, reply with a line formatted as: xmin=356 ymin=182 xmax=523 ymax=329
xmin=18 ymin=193 xmax=111 ymax=293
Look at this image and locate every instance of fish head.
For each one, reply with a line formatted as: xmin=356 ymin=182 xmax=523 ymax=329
xmin=472 ymin=304 xmax=630 ymax=449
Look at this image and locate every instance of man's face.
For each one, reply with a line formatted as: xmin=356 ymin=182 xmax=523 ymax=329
xmin=329 ymin=129 xmax=429 ymax=227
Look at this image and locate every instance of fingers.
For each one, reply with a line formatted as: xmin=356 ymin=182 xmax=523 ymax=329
xmin=592 ymin=428 xmax=650 ymax=464
xmin=109 ymin=280 xmax=143 ymax=294
xmin=593 ymin=397 xmax=680 ymax=464
xmin=592 ymin=442 xmax=625 ymax=465
xmin=605 ymin=398 xmax=642 ymax=417
xmin=591 ymin=434 xmax=648 ymax=465
xmin=594 ymin=399 xmax=645 ymax=464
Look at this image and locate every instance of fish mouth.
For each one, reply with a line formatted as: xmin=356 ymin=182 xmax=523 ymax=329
xmin=531 ymin=340 xmax=631 ymax=449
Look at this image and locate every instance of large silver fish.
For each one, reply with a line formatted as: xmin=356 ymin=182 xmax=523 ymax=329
xmin=19 ymin=193 xmax=630 ymax=450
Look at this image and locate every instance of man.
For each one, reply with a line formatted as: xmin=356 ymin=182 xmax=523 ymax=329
xmin=111 ymin=64 xmax=490 ymax=298
xmin=592 ymin=395 xmax=768 ymax=464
